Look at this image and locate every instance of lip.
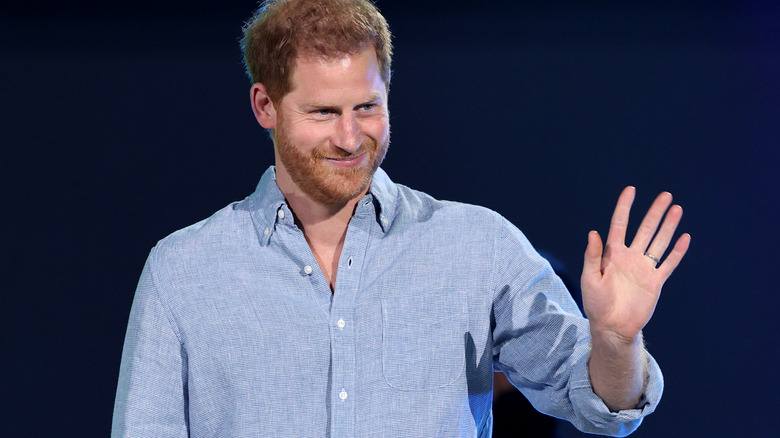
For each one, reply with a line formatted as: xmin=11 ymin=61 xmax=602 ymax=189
xmin=324 ymin=151 xmax=368 ymax=169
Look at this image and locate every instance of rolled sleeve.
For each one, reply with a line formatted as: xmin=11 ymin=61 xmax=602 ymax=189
xmin=568 ymin=350 xmax=664 ymax=437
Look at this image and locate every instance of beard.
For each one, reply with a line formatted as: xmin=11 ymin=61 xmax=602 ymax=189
xmin=274 ymin=112 xmax=389 ymax=206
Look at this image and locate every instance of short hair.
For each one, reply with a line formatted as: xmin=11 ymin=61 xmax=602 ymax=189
xmin=241 ymin=0 xmax=393 ymax=103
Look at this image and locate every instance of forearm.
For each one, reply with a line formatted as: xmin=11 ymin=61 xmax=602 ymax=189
xmin=588 ymin=328 xmax=648 ymax=412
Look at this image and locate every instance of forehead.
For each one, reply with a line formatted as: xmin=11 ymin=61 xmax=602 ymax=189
xmin=286 ymin=48 xmax=386 ymax=102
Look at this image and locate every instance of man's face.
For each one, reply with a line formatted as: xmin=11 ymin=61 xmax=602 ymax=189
xmin=273 ymin=48 xmax=390 ymax=206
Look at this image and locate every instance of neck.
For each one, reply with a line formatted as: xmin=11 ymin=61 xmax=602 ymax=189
xmin=275 ymin=169 xmax=367 ymax=292
xmin=276 ymin=170 xmax=364 ymax=243
xmin=284 ymin=188 xmax=361 ymax=245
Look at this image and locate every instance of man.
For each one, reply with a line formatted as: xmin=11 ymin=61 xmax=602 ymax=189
xmin=112 ymin=1 xmax=690 ymax=437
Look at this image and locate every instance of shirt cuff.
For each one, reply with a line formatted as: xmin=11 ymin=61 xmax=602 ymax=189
xmin=568 ymin=350 xmax=664 ymax=437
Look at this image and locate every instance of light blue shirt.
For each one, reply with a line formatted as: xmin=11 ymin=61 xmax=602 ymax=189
xmin=112 ymin=167 xmax=662 ymax=437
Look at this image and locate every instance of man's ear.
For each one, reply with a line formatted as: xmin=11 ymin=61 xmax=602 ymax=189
xmin=250 ymin=83 xmax=277 ymax=129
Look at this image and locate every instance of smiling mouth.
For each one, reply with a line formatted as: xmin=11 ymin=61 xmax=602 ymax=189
xmin=324 ymin=151 xmax=366 ymax=161
xmin=322 ymin=151 xmax=368 ymax=167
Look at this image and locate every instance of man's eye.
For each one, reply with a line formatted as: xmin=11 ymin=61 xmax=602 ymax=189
xmin=317 ymin=109 xmax=331 ymax=116
xmin=360 ymin=104 xmax=375 ymax=111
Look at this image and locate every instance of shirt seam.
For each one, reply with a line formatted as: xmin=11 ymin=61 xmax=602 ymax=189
xmin=488 ymin=212 xmax=504 ymax=305
xmin=147 ymin=247 xmax=186 ymax=346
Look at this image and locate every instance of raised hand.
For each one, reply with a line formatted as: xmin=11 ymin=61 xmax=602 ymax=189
xmin=581 ymin=186 xmax=691 ymax=341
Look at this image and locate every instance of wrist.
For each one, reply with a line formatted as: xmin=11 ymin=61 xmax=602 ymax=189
xmin=587 ymin=329 xmax=649 ymax=411
xmin=590 ymin=326 xmax=644 ymax=352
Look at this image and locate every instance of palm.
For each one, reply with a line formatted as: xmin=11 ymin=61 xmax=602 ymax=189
xmin=581 ymin=187 xmax=690 ymax=340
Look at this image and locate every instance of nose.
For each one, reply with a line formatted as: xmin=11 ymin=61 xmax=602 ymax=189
xmin=333 ymin=113 xmax=362 ymax=153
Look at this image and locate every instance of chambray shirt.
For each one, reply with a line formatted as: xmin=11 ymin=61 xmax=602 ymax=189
xmin=112 ymin=167 xmax=663 ymax=438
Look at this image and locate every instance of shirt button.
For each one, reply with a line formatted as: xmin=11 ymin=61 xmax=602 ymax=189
xmin=337 ymin=318 xmax=346 ymax=329
xmin=339 ymin=390 xmax=348 ymax=400
xmin=303 ymin=265 xmax=313 ymax=275
xmin=277 ymin=210 xmax=285 ymax=219
xmin=263 ymin=228 xmax=270 ymax=236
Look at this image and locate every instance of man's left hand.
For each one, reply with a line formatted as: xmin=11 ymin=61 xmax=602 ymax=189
xmin=581 ymin=186 xmax=691 ymax=341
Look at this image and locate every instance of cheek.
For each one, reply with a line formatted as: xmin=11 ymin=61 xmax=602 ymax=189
xmin=364 ymin=118 xmax=390 ymax=142
xmin=287 ymin=125 xmax=329 ymax=152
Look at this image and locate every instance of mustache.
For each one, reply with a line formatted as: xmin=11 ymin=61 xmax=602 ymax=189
xmin=312 ymin=139 xmax=376 ymax=160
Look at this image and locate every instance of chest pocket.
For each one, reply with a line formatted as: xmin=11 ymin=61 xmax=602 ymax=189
xmin=381 ymin=293 xmax=468 ymax=391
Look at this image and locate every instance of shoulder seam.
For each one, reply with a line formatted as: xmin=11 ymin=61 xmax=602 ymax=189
xmin=146 ymin=248 xmax=186 ymax=346
xmin=488 ymin=212 xmax=505 ymax=304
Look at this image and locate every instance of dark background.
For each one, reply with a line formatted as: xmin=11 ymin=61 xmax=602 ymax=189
xmin=3 ymin=1 xmax=778 ymax=436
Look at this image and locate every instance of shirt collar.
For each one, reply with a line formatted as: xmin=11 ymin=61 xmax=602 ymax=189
xmin=367 ymin=167 xmax=398 ymax=233
xmin=247 ymin=167 xmax=288 ymax=246
xmin=247 ymin=166 xmax=398 ymax=246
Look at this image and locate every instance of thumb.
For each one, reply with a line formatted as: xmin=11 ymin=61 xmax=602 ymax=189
xmin=582 ymin=230 xmax=603 ymax=279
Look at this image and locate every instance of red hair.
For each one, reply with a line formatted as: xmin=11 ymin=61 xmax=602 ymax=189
xmin=241 ymin=0 xmax=393 ymax=102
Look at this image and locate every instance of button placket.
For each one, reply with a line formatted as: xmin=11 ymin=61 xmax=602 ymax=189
xmin=326 ymin=204 xmax=374 ymax=438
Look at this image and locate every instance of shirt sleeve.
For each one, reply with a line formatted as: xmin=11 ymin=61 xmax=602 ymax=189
xmin=491 ymin=217 xmax=663 ymax=437
xmin=112 ymin=254 xmax=190 ymax=438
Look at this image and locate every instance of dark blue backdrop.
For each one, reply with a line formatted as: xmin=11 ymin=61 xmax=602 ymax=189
xmin=3 ymin=1 xmax=778 ymax=436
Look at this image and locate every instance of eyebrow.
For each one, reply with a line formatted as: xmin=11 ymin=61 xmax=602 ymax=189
xmin=305 ymin=93 xmax=383 ymax=108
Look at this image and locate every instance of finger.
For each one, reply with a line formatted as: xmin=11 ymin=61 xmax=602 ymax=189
xmin=657 ymin=233 xmax=691 ymax=280
xmin=630 ymin=191 xmax=673 ymax=252
xmin=644 ymin=204 xmax=683 ymax=263
xmin=582 ymin=230 xmax=604 ymax=279
xmin=606 ymin=186 xmax=636 ymax=248
xmin=583 ymin=230 xmax=604 ymax=273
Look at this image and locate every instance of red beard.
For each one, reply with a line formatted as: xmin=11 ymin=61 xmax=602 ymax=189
xmin=274 ymin=111 xmax=389 ymax=205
